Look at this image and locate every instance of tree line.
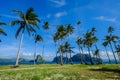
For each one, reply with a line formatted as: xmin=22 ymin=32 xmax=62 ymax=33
xmin=0 ymin=7 xmax=120 ymax=67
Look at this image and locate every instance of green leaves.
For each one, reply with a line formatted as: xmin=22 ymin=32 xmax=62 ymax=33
xmin=10 ymin=20 xmax=21 ymax=26
xmin=43 ymin=22 xmax=50 ymax=30
xmin=35 ymin=34 xmax=43 ymax=43
xmin=11 ymin=7 xmax=40 ymax=38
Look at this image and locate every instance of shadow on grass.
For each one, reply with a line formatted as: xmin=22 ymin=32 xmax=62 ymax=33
xmin=89 ymin=67 xmax=120 ymax=74
xmin=89 ymin=68 xmax=120 ymax=79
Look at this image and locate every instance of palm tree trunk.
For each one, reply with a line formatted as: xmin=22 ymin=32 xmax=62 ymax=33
xmin=80 ymin=46 xmax=86 ymax=64
xmin=66 ymin=52 xmax=68 ymax=64
xmin=79 ymin=46 xmax=83 ymax=64
xmin=34 ymin=43 xmax=36 ymax=65
xmin=105 ymin=47 xmax=111 ymax=64
xmin=88 ymin=47 xmax=94 ymax=64
xmin=70 ymin=51 xmax=73 ymax=64
xmin=42 ymin=41 xmax=45 ymax=64
xmin=60 ymin=52 xmax=63 ymax=65
xmin=109 ymin=42 xmax=118 ymax=64
xmin=15 ymin=30 xmax=24 ymax=66
xmin=95 ymin=44 xmax=102 ymax=64
xmin=55 ymin=43 xmax=58 ymax=64
xmin=114 ymin=42 xmax=120 ymax=62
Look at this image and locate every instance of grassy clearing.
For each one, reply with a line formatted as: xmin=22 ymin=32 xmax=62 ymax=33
xmin=0 ymin=64 xmax=120 ymax=80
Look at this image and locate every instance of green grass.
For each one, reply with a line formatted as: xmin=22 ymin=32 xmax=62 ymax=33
xmin=0 ymin=64 xmax=120 ymax=80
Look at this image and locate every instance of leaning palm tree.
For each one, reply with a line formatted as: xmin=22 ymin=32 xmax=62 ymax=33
xmin=102 ymin=41 xmax=111 ymax=64
xmin=11 ymin=7 xmax=40 ymax=66
xmin=77 ymin=37 xmax=86 ymax=64
xmin=111 ymin=35 xmax=120 ymax=61
xmin=66 ymin=24 xmax=74 ymax=63
xmin=77 ymin=21 xmax=81 ymax=36
xmin=34 ymin=34 xmax=43 ymax=65
xmin=53 ymin=33 xmax=59 ymax=64
xmin=84 ymin=31 xmax=94 ymax=64
xmin=56 ymin=25 xmax=67 ymax=65
xmin=0 ymin=18 xmax=7 ymax=42
xmin=105 ymin=26 xmax=118 ymax=64
xmin=64 ymin=42 xmax=70 ymax=64
xmin=42 ymin=21 xmax=50 ymax=63
xmin=67 ymin=46 xmax=74 ymax=64
xmin=57 ymin=44 xmax=65 ymax=65
xmin=104 ymin=35 xmax=118 ymax=64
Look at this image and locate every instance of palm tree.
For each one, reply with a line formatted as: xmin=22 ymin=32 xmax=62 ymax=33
xmin=84 ymin=31 xmax=94 ymax=64
xmin=34 ymin=34 xmax=43 ymax=64
xmin=68 ymin=46 xmax=74 ymax=64
xmin=102 ymin=41 xmax=111 ymax=64
xmin=77 ymin=37 xmax=86 ymax=64
xmin=42 ymin=21 xmax=50 ymax=63
xmin=53 ymin=33 xmax=58 ymax=64
xmin=57 ymin=44 xmax=65 ymax=65
xmin=104 ymin=35 xmax=118 ymax=64
xmin=64 ymin=42 xmax=70 ymax=64
xmin=56 ymin=25 xmax=67 ymax=65
xmin=11 ymin=7 xmax=40 ymax=66
xmin=0 ymin=18 xmax=7 ymax=42
xmin=66 ymin=24 xmax=74 ymax=63
xmin=111 ymin=35 xmax=120 ymax=61
xmin=105 ymin=26 xmax=118 ymax=64
xmin=77 ymin=21 xmax=81 ymax=36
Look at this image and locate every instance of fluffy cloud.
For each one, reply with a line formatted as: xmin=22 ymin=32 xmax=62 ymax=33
xmin=1 ymin=14 xmax=20 ymax=19
xmin=49 ymin=0 xmax=66 ymax=7
xmin=55 ymin=11 xmax=67 ymax=18
xmin=95 ymin=16 xmax=116 ymax=22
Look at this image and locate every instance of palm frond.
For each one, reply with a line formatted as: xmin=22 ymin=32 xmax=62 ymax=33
xmin=0 ymin=28 xmax=7 ymax=36
xmin=12 ymin=10 xmax=24 ymax=19
xmin=10 ymin=20 xmax=21 ymax=26
xmin=15 ymin=25 xmax=23 ymax=38
xmin=0 ymin=22 xmax=6 ymax=26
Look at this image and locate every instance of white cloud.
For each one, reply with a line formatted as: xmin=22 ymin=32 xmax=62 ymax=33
xmin=95 ymin=16 xmax=117 ymax=22
xmin=55 ymin=11 xmax=67 ymax=18
xmin=49 ymin=0 xmax=66 ymax=7
xmin=1 ymin=14 xmax=20 ymax=19
xmin=47 ymin=14 xmax=51 ymax=18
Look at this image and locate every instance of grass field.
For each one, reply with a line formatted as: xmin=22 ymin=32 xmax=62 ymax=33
xmin=0 ymin=64 xmax=120 ymax=80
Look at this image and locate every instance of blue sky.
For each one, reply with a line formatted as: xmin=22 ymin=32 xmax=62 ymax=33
xmin=0 ymin=0 xmax=120 ymax=61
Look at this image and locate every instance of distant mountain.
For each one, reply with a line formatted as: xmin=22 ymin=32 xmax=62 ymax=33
xmin=29 ymin=55 xmax=44 ymax=62
xmin=0 ymin=58 xmax=15 ymax=62
xmin=52 ymin=53 xmax=102 ymax=64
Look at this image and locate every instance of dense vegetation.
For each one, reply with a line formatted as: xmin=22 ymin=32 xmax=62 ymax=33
xmin=0 ymin=7 xmax=120 ymax=66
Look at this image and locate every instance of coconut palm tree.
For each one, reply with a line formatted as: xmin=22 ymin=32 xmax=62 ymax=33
xmin=53 ymin=33 xmax=59 ymax=64
xmin=84 ymin=31 xmax=94 ymax=64
xmin=11 ymin=7 xmax=40 ymax=66
xmin=68 ymin=46 xmax=74 ymax=64
xmin=76 ymin=37 xmax=86 ymax=64
xmin=104 ymin=35 xmax=118 ymax=64
xmin=0 ymin=19 xmax=7 ymax=42
xmin=57 ymin=44 xmax=65 ymax=65
xmin=64 ymin=42 xmax=70 ymax=64
xmin=102 ymin=41 xmax=111 ymax=64
xmin=34 ymin=34 xmax=43 ymax=64
xmin=77 ymin=21 xmax=81 ymax=36
xmin=105 ymin=26 xmax=118 ymax=64
xmin=56 ymin=25 xmax=67 ymax=65
xmin=42 ymin=21 xmax=50 ymax=63
xmin=66 ymin=24 xmax=74 ymax=39
xmin=66 ymin=24 xmax=74 ymax=63
xmin=111 ymin=35 xmax=120 ymax=61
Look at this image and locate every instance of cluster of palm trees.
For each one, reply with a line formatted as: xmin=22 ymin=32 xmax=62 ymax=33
xmin=0 ymin=7 xmax=120 ymax=66
xmin=53 ymin=21 xmax=120 ymax=65
xmin=53 ymin=24 xmax=74 ymax=65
